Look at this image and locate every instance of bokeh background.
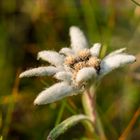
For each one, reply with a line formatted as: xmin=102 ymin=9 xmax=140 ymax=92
xmin=1 ymin=0 xmax=140 ymax=140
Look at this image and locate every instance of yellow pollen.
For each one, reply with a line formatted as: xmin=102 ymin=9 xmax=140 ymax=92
xmin=74 ymin=61 xmax=87 ymax=71
xmin=87 ymin=57 xmax=101 ymax=69
xmin=78 ymin=49 xmax=91 ymax=60
xmin=64 ymin=56 xmax=76 ymax=66
xmin=64 ymin=50 xmax=101 ymax=88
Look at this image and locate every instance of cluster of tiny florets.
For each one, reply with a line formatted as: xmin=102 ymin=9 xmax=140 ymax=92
xmin=87 ymin=57 xmax=101 ymax=71
xmin=64 ymin=56 xmax=76 ymax=67
xmin=64 ymin=49 xmax=101 ymax=85
xmin=78 ymin=49 xmax=91 ymax=60
xmin=74 ymin=61 xmax=86 ymax=71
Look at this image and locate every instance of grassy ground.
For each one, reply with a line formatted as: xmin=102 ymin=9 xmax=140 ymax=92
xmin=1 ymin=0 xmax=140 ymax=140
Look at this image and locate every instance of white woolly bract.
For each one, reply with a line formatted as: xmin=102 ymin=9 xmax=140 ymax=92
xmin=100 ymin=53 xmax=136 ymax=76
xmin=34 ymin=82 xmax=75 ymax=105
xmin=54 ymin=71 xmax=72 ymax=82
xmin=107 ymin=48 xmax=126 ymax=57
xmin=90 ymin=43 xmax=101 ymax=57
xmin=37 ymin=51 xmax=64 ymax=66
xmin=69 ymin=26 xmax=88 ymax=53
xmin=76 ymin=67 xmax=97 ymax=83
xmin=19 ymin=26 xmax=136 ymax=105
xmin=19 ymin=66 xmax=59 ymax=78
xmin=59 ymin=47 xmax=74 ymax=56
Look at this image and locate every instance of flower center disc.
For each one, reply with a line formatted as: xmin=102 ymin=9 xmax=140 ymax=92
xmin=65 ymin=49 xmax=101 ymax=73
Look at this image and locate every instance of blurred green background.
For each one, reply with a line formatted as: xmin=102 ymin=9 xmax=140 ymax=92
xmin=1 ymin=0 xmax=140 ymax=140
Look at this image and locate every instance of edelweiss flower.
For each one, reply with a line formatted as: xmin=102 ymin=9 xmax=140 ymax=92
xmin=19 ymin=26 xmax=136 ymax=105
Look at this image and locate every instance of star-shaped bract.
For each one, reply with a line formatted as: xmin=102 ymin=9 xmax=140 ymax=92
xmin=20 ymin=26 xmax=136 ymax=105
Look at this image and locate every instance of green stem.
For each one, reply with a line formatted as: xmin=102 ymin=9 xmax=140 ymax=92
xmin=82 ymin=85 xmax=107 ymax=140
xmin=82 ymin=86 xmax=96 ymax=137
xmin=82 ymin=86 xmax=96 ymax=123
xmin=55 ymin=101 xmax=66 ymax=126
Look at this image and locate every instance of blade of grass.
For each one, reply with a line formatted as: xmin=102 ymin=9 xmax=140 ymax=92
xmin=55 ymin=99 xmax=78 ymax=126
xmin=96 ymin=112 xmax=108 ymax=140
xmin=55 ymin=100 xmax=66 ymax=126
xmin=131 ymin=0 xmax=140 ymax=6
xmin=119 ymin=107 xmax=140 ymax=140
xmin=81 ymin=0 xmax=100 ymax=42
xmin=97 ymin=104 xmax=119 ymax=139
xmin=65 ymin=103 xmax=77 ymax=115
xmin=2 ymin=69 xmax=20 ymax=139
xmin=0 ymin=136 xmax=3 ymax=140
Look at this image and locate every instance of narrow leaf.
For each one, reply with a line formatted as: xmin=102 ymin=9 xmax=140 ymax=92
xmin=47 ymin=115 xmax=92 ymax=140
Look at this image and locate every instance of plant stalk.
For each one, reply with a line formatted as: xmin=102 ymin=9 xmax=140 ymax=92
xmin=82 ymin=85 xmax=96 ymax=137
xmin=82 ymin=86 xmax=96 ymax=123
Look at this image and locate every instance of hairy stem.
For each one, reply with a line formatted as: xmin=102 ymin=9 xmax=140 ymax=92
xmin=82 ymin=85 xmax=107 ymax=140
xmin=82 ymin=86 xmax=96 ymax=123
xmin=81 ymin=85 xmax=96 ymax=136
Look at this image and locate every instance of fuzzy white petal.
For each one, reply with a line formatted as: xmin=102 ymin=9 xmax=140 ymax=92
xmin=69 ymin=26 xmax=88 ymax=53
xmin=59 ymin=47 xmax=74 ymax=56
xmin=76 ymin=67 xmax=97 ymax=83
xmin=34 ymin=82 xmax=76 ymax=105
xmin=100 ymin=54 xmax=136 ymax=76
xmin=90 ymin=43 xmax=101 ymax=57
xmin=19 ymin=66 xmax=59 ymax=78
xmin=37 ymin=51 xmax=64 ymax=66
xmin=107 ymin=48 xmax=126 ymax=57
xmin=54 ymin=71 xmax=72 ymax=82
